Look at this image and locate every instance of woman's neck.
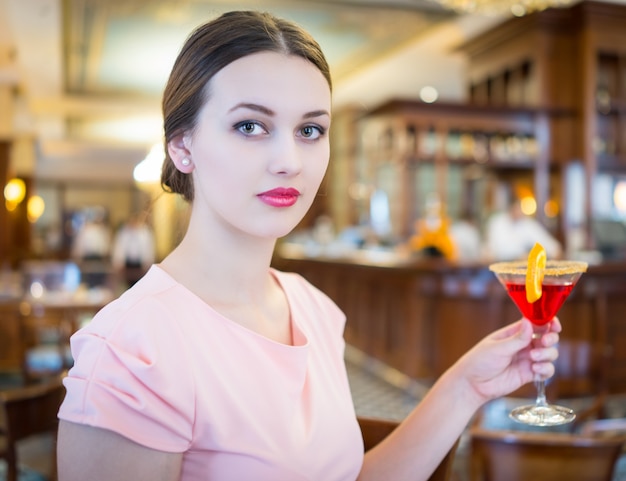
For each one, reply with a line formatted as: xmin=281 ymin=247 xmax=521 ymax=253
xmin=159 ymin=232 xmax=291 ymax=344
xmin=161 ymin=223 xmax=276 ymax=294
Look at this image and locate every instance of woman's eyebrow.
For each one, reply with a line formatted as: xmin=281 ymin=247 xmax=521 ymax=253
xmin=304 ymin=110 xmax=330 ymax=119
xmin=229 ymin=103 xmax=274 ymax=116
xmin=229 ymin=103 xmax=329 ymax=120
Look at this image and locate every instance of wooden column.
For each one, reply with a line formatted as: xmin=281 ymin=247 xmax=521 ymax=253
xmin=0 ymin=43 xmax=15 ymax=266
xmin=0 ymin=141 xmax=10 ymax=267
xmin=0 ymin=42 xmax=36 ymax=265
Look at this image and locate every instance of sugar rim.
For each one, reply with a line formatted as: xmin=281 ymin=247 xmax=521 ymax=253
xmin=489 ymin=260 xmax=588 ymax=276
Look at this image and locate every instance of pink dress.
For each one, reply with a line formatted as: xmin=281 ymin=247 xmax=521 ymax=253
xmin=58 ymin=266 xmax=364 ymax=480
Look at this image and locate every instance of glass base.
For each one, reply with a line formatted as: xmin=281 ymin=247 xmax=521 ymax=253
xmin=509 ymin=403 xmax=576 ymax=426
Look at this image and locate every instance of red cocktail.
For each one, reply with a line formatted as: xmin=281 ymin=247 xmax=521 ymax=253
xmin=505 ymin=282 xmax=574 ymax=326
xmin=490 ymin=259 xmax=588 ymax=426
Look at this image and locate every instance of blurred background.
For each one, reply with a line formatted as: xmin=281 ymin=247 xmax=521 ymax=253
xmin=0 ymin=0 xmax=534 ymax=263
xmin=1 ymin=0 xmax=626 ymax=279
xmin=2 ymin=4 xmax=626 ymax=479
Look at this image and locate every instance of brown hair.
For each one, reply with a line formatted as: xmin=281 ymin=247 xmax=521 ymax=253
xmin=160 ymin=10 xmax=332 ymax=202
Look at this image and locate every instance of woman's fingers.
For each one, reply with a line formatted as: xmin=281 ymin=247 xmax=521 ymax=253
xmin=550 ymin=316 xmax=562 ymax=333
xmin=538 ymin=332 xmax=560 ymax=347
xmin=532 ymin=361 xmax=555 ymax=379
xmin=489 ymin=318 xmax=532 ymax=342
xmin=530 ymin=346 xmax=558 ymax=362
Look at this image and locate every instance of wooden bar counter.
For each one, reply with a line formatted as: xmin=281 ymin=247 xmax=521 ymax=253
xmin=272 ymin=250 xmax=626 ymax=394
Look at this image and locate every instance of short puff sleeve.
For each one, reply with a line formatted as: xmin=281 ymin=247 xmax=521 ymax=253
xmin=58 ymin=297 xmax=195 ymax=452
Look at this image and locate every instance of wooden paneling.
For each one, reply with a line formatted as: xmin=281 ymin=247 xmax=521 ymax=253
xmin=0 ymin=141 xmax=10 ymax=267
xmin=0 ymin=302 xmax=23 ymax=373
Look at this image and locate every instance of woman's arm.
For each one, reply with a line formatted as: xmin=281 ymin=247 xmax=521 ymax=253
xmin=57 ymin=420 xmax=183 ymax=481
xmin=357 ymin=317 xmax=560 ymax=481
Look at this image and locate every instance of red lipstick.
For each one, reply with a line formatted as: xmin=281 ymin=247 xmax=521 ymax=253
xmin=257 ymin=187 xmax=301 ymax=207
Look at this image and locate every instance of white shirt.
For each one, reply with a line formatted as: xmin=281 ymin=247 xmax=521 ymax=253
xmin=72 ymin=221 xmax=111 ymax=259
xmin=449 ymin=220 xmax=482 ymax=261
xmin=112 ymin=224 xmax=156 ymax=269
xmin=486 ymin=212 xmax=562 ymax=261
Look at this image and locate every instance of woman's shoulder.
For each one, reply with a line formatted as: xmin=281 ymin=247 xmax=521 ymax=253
xmin=68 ymin=265 xmax=196 ymax=396
xmin=80 ymin=265 xmax=190 ymax=340
xmin=61 ymin=266 xmax=196 ymax=451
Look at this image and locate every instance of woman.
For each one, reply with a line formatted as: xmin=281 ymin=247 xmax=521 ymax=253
xmin=57 ymin=11 xmax=560 ymax=481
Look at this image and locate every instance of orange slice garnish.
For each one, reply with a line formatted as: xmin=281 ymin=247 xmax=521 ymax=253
xmin=526 ymin=242 xmax=546 ymax=303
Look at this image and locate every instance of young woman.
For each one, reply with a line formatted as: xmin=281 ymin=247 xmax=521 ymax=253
xmin=57 ymin=10 xmax=561 ymax=481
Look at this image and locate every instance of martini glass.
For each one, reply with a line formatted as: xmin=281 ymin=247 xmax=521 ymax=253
xmin=489 ymin=259 xmax=588 ymax=426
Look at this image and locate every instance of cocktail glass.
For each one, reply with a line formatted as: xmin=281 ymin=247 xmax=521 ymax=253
xmin=489 ymin=259 xmax=588 ymax=426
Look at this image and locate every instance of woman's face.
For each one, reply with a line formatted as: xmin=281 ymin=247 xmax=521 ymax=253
xmin=173 ymin=51 xmax=331 ymax=240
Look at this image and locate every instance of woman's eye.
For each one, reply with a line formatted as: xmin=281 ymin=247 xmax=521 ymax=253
xmin=300 ymin=125 xmax=324 ymax=140
xmin=236 ymin=121 xmax=266 ymax=136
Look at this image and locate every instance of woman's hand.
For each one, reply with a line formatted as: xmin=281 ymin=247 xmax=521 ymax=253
xmin=452 ymin=317 xmax=561 ymax=407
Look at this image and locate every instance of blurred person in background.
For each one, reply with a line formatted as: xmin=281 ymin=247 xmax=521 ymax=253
xmin=112 ymin=213 xmax=156 ymax=288
xmin=486 ymin=197 xmax=562 ymax=261
xmin=449 ymin=210 xmax=482 ymax=262
xmin=71 ymin=211 xmax=111 ymax=263
xmin=71 ymin=208 xmax=112 ymax=287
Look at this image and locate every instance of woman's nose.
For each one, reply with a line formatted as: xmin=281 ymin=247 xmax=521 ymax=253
xmin=267 ymin=135 xmax=303 ymax=175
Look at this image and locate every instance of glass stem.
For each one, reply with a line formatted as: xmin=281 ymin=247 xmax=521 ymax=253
xmin=532 ymin=322 xmax=550 ymax=407
xmin=535 ymin=378 xmax=548 ymax=407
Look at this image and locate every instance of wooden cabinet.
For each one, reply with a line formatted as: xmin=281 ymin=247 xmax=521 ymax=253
xmin=322 ymin=1 xmax=626 ymax=252
xmin=595 ymin=50 xmax=626 ymax=169
xmin=574 ymin=2 xmax=626 ymax=179
xmin=459 ymin=0 xmax=626 ymax=249
xmin=354 ymin=100 xmax=566 ymax=240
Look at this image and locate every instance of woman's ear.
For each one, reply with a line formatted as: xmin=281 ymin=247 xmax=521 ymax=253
xmin=167 ymin=134 xmax=194 ymax=173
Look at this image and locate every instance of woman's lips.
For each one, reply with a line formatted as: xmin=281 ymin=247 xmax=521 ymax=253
xmin=257 ymin=187 xmax=301 ymax=207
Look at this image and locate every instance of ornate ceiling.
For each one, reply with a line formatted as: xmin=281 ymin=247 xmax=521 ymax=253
xmin=63 ymin=0 xmax=452 ymax=93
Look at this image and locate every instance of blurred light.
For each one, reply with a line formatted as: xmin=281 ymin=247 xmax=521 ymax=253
xmin=27 ymin=195 xmax=45 ymax=222
xmin=30 ymin=281 xmax=44 ymax=299
xmin=614 ymin=181 xmax=626 ymax=213
xmin=348 ymin=182 xmax=374 ymax=201
xmin=4 ymin=178 xmax=26 ymax=203
xmin=134 ymin=143 xmax=164 ymax=184
xmin=520 ymin=196 xmax=537 ymax=215
xmin=420 ymin=86 xmax=439 ymax=104
xmin=511 ymin=3 xmax=526 ymax=15
xmin=544 ymin=199 xmax=559 ymax=218
xmin=434 ymin=0 xmax=572 ymax=16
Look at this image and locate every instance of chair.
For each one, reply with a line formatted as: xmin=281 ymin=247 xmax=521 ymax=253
xmin=357 ymin=415 xmax=459 ymax=481
xmin=19 ymin=304 xmax=74 ymax=385
xmin=554 ymin=339 xmax=612 ymax=427
xmin=0 ymin=373 xmax=66 ymax=481
xmin=579 ymin=417 xmax=626 ymax=438
xmin=358 ymin=415 xmax=400 ymax=452
xmin=469 ymin=427 xmax=626 ymax=481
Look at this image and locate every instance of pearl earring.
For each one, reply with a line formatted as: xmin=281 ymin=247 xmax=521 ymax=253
xmin=181 ymin=158 xmax=190 ymax=166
